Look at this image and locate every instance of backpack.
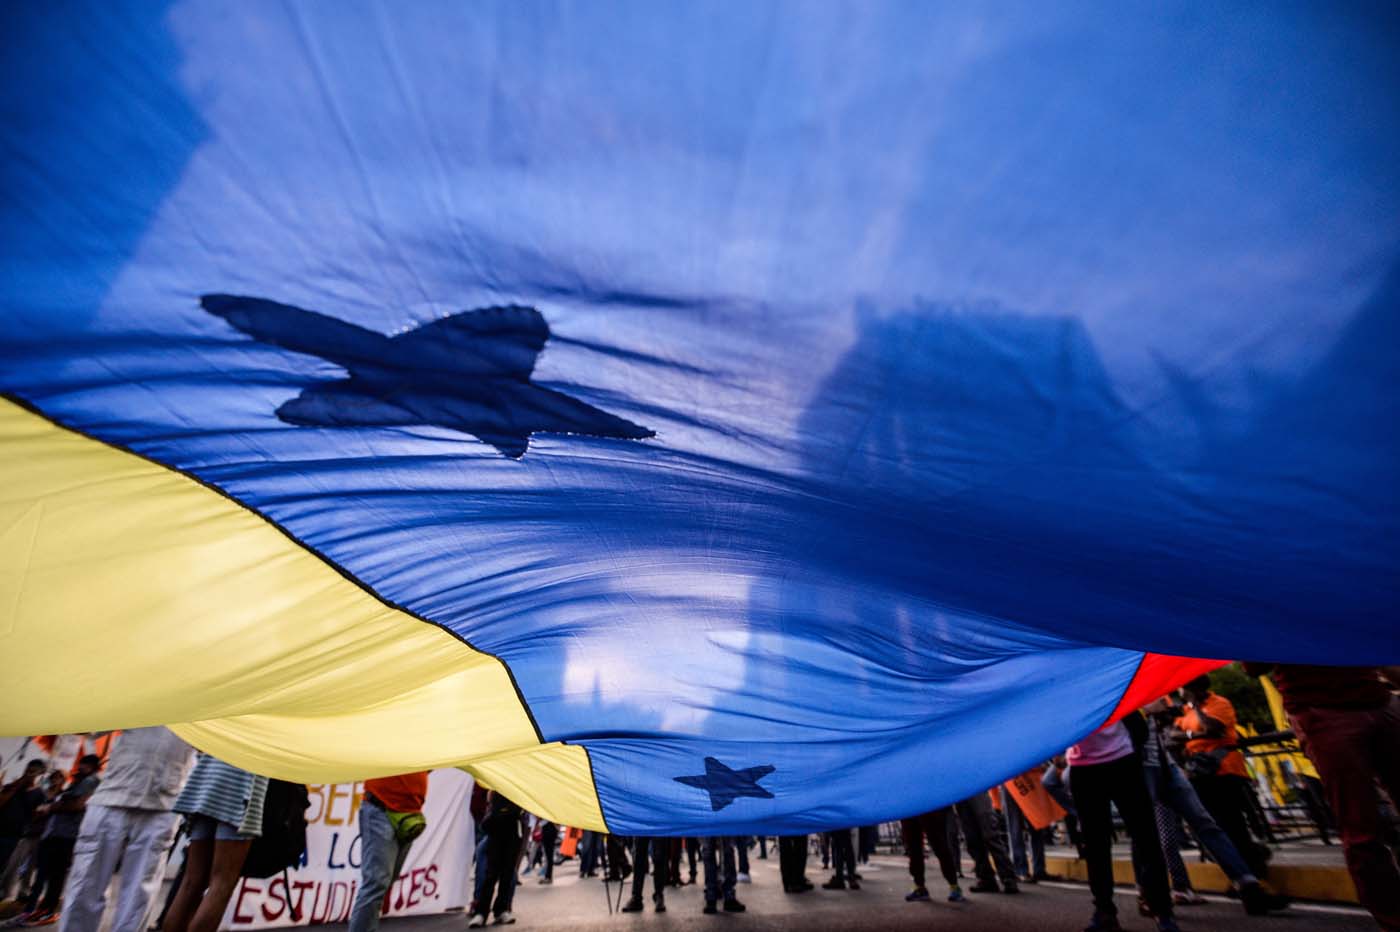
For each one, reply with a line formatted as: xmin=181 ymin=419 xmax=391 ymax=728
xmin=241 ymin=780 xmax=310 ymax=879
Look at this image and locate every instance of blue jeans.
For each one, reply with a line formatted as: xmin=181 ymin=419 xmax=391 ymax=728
xmin=700 ymin=837 xmax=737 ymax=903
xmin=349 ymin=803 xmax=413 ymax=932
xmin=1041 ymin=766 xmax=1077 ymax=818
xmin=1142 ymin=762 xmax=1255 ymax=884
xmin=1000 ymin=787 xmax=1045 ymax=877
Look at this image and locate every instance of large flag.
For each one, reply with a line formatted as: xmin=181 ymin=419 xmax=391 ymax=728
xmin=1 ymin=3 xmax=1395 ymax=834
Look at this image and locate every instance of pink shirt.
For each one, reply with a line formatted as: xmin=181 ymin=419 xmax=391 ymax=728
xmin=1066 ymin=721 xmax=1134 ymax=767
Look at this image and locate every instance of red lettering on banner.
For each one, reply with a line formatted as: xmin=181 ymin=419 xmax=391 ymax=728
xmin=424 ymin=863 xmax=439 ymax=898
xmin=231 ymin=880 xmax=260 ymax=925
xmin=260 ymin=877 xmax=287 ymax=922
xmin=405 ymin=868 xmax=425 ymax=908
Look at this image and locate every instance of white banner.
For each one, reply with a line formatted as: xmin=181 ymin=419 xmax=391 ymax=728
xmin=221 ymin=769 xmax=476 ymax=929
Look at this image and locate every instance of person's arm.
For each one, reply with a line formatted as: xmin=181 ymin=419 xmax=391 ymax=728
xmin=1381 ymin=666 xmax=1400 ymax=689
xmin=1189 ymin=706 xmax=1228 ymax=739
xmin=0 ymin=778 xmax=26 ymax=808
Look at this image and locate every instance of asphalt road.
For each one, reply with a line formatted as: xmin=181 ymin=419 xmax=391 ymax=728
xmin=328 ymin=853 xmax=1375 ymax=932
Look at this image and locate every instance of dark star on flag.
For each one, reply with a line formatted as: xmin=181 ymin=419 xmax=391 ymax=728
xmin=674 ymin=756 xmax=776 ymax=811
xmin=201 ymin=294 xmax=653 ymax=458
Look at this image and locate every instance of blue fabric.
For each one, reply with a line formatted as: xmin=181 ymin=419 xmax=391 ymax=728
xmin=1 ymin=3 xmax=1396 ymax=834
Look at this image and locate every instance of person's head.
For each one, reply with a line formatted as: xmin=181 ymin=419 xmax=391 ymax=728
xmin=1182 ymin=675 xmax=1213 ymax=704
xmin=45 ymin=771 xmax=65 ymax=792
xmin=76 ymin=754 xmax=101 ymax=778
xmin=24 ymin=759 xmax=45 ymax=778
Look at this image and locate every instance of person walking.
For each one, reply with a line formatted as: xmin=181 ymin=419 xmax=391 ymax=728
xmin=1068 ymin=716 xmax=1178 ymax=932
xmin=956 ymin=792 xmax=1019 ymax=894
xmin=901 ymin=808 xmax=963 ymax=903
xmin=467 ymin=792 xmax=523 ymax=927
xmin=620 ymin=837 xmax=667 ymax=913
xmin=347 ymin=771 xmax=428 ymax=932
xmin=59 ymin=728 xmax=194 ymax=932
xmin=700 ymin=837 xmax=744 ymax=913
xmin=160 ymin=754 xmax=267 ymax=932
xmin=822 ymin=828 xmax=859 ymax=890
xmin=778 ymin=835 xmax=812 ymax=893
xmin=1243 ymin=663 xmax=1400 ymax=930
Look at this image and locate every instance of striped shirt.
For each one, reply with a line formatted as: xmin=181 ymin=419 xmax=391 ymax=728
xmin=173 ymin=754 xmax=267 ymax=837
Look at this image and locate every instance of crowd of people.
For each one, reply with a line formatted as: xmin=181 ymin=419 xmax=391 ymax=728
xmin=0 ymin=662 xmax=1395 ymax=931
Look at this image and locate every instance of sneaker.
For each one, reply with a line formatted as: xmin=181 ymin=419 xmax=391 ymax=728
xmin=821 ymin=878 xmax=846 ymax=890
xmin=1032 ymin=871 xmax=1055 ymax=882
xmin=723 ymin=898 xmax=746 ymax=913
xmin=702 ymin=900 xmax=718 ymax=915
xmin=1001 ymin=882 xmax=1020 ymax=894
xmin=654 ymin=895 xmax=666 ymax=913
xmin=737 ymin=872 xmax=751 ymax=884
xmin=848 ymin=879 xmax=860 ymax=890
xmin=970 ymin=880 xmax=999 ymax=894
xmin=493 ymin=913 xmax=516 ymax=926
xmin=467 ymin=916 xmax=487 ymax=929
xmin=947 ymin=886 xmax=966 ymax=903
xmin=19 ymin=914 xmax=55 ymax=929
xmin=1155 ymin=919 xmax=1181 ymax=932
xmin=621 ymin=896 xmax=645 ymax=913
xmin=905 ymin=886 xmax=931 ymax=902
xmin=1240 ymin=882 xmax=1291 ymax=916
xmin=1172 ymin=890 xmax=1205 ymax=906
xmin=538 ymin=876 xmax=552 ymax=885
xmin=1020 ymin=873 xmax=1037 ymax=884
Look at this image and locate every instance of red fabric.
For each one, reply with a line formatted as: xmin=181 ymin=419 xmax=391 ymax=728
xmin=1106 ymin=653 xmax=1225 ymax=725
xmin=364 ymin=772 xmax=429 ymax=812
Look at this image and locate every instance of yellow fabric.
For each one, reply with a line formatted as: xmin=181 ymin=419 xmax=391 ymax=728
xmin=1260 ymin=676 xmax=1321 ymax=780
xmin=0 ymin=398 xmax=606 ymax=829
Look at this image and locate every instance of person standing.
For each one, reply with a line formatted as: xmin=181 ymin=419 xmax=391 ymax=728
xmin=1173 ymin=676 xmax=1270 ymax=876
xmin=161 ymin=754 xmax=267 ymax=932
xmin=467 ymin=791 xmax=523 ymax=927
xmin=348 ymin=771 xmax=429 ymax=932
xmin=18 ymin=756 xmax=101 ymax=926
xmin=901 ymin=808 xmax=963 ymax=903
xmin=1000 ymin=781 xmax=1048 ymax=883
xmin=777 ymin=835 xmax=812 ymax=893
xmin=59 ymin=728 xmax=194 ymax=932
xmin=0 ymin=763 xmax=46 ymax=883
xmin=1243 ymin=663 xmax=1400 ymax=930
xmin=822 ymin=828 xmax=859 ymax=890
xmin=1068 ymin=717 xmax=1177 ymax=932
xmin=620 ymin=837 xmax=667 ymax=913
xmin=700 ymin=837 xmax=744 ymax=913
xmin=956 ymin=792 xmax=1019 ymax=894
xmin=537 ymin=821 xmax=557 ymax=884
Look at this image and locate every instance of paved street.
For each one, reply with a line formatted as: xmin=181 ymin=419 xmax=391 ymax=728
xmin=329 ymin=853 xmax=1374 ymax=932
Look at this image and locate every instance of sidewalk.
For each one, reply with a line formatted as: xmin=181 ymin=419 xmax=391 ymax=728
xmin=1043 ymin=841 xmax=1358 ymax=904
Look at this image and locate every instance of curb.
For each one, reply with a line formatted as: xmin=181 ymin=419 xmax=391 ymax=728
xmin=1043 ymin=854 xmax=1358 ymax=905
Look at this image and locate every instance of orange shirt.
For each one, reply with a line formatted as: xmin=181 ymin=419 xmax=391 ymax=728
xmin=365 ymin=772 xmax=429 ymax=813
xmin=1175 ymin=694 xmax=1247 ymax=778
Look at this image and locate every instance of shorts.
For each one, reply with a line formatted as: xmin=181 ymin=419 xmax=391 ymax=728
xmin=185 ymin=814 xmax=252 ymax=842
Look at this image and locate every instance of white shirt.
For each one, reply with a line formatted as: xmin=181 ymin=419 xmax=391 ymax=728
xmin=89 ymin=727 xmax=194 ymax=812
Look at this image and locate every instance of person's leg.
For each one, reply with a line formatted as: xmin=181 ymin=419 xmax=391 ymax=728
xmin=1193 ymin=775 xmax=1265 ymax=876
xmin=1293 ymin=702 xmax=1400 ymax=929
xmin=1160 ymin=761 xmax=1255 ymax=884
xmin=650 ymin=839 xmax=667 ymax=904
xmin=1155 ymin=804 xmax=1194 ymax=894
xmin=1030 ymin=826 xmax=1047 ymax=878
xmin=348 ymin=802 xmax=400 ymax=932
xmin=927 ymin=810 xmax=960 ymax=890
xmin=701 ymin=837 xmax=720 ymax=905
xmin=686 ymin=837 xmax=698 ymax=882
xmin=542 ymin=824 xmax=557 ymax=882
xmin=736 ymin=837 xmax=749 ymax=876
xmin=900 ymin=819 xmax=926 ymax=889
xmin=110 ymin=810 xmax=180 ymax=932
xmin=1108 ymin=756 xmax=1172 ymax=922
xmin=759 ymin=836 xmax=767 ymax=859
xmin=58 ymin=805 xmax=125 ymax=931
xmin=625 ymin=837 xmax=649 ymax=906
xmin=1001 ymin=788 xmax=1029 ymax=877
xmin=185 ymin=836 xmax=252 ymax=932
xmin=720 ymin=838 xmax=738 ymax=902
xmin=973 ymin=796 xmax=1018 ymax=888
xmin=161 ymin=829 xmax=213 ymax=932
xmin=956 ymin=800 xmax=995 ymax=887
xmin=22 ymin=838 xmax=54 ymax=913
xmin=1070 ymin=761 xmax=1118 ymax=921
xmin=39 ymin=838 xmax=76 ymax=915
xmin=493 ymin=838 xmax=523 ymax=917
